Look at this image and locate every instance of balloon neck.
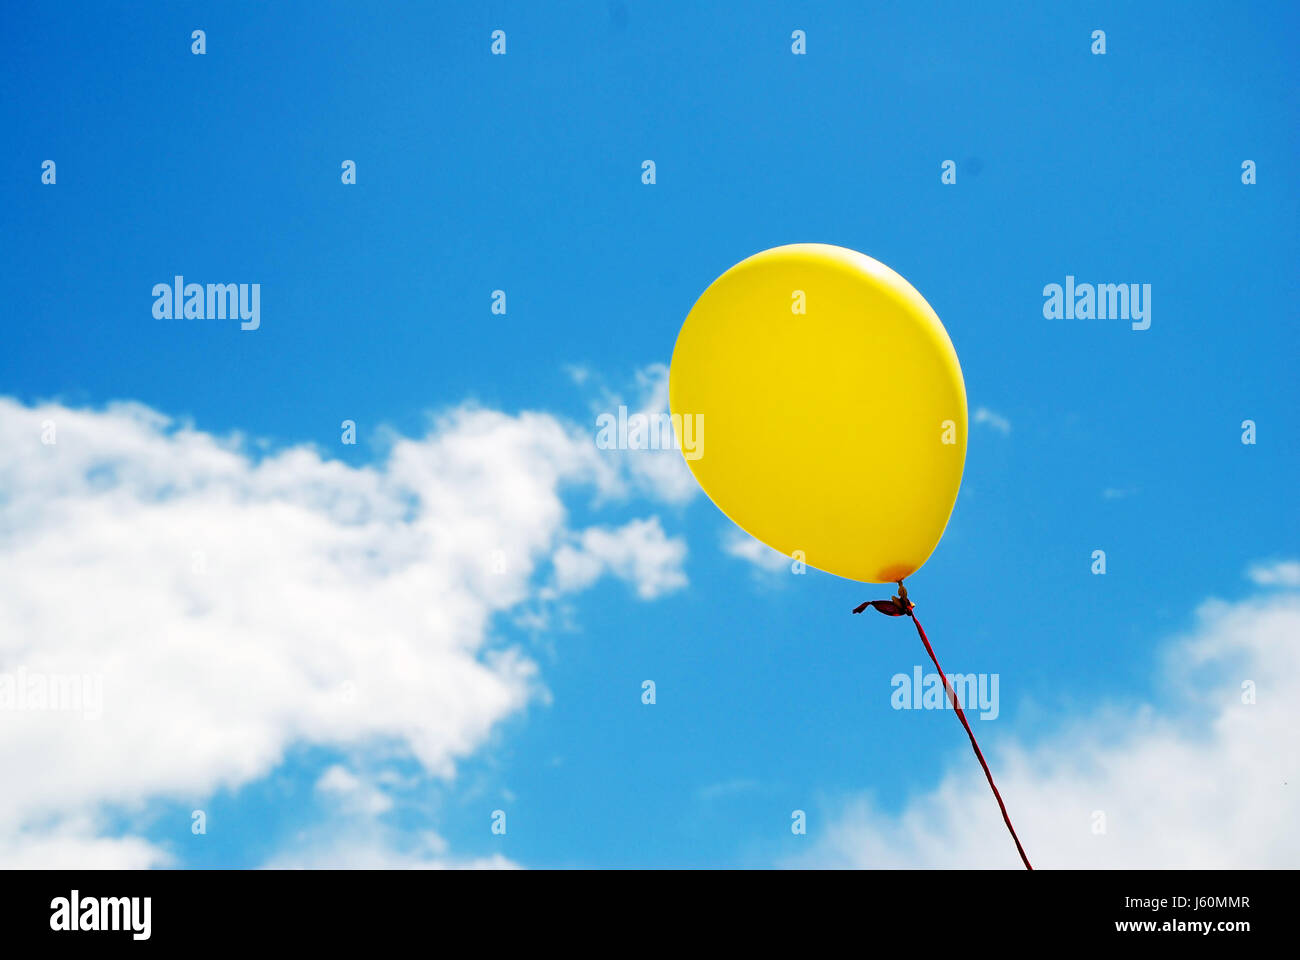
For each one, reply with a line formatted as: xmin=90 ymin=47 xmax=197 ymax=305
xmin=850 ymin=580 xmax=915 ymax=618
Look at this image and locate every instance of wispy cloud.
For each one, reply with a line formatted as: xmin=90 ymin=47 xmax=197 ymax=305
xmin=316 ymin=765 xmax=394 ymax=816
xmin=553 ymin=517 xmax=687 ymax=599
xmin=722 ymin=528 xmax=793 ymax=577
xmin=791 ymin=572 xmax=1300 ymax=868
xmin=1248 ymin=560 xmax=1300 ymax=588
xmin=973 ymin=407 xmax=1011 ymax=435
xmin=699 ymin=778 xmax=760 ymax=801
xmin=583 ymin=363 xmax=699 ymax=504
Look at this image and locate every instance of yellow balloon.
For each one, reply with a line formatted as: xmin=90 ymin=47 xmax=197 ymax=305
xmin=669 ymin=243 xmax=966 ymax=584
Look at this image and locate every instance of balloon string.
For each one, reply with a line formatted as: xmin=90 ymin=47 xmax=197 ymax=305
xmin=909 ymin=611 xmax=1033 ymax=870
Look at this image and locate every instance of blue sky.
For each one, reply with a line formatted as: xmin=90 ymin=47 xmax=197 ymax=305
xmin=1 ymin=1 xmax=1297 ymax=869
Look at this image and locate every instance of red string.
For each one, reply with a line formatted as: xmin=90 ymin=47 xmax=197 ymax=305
xmin=909 ymin=611 xmax=1033 ymax=870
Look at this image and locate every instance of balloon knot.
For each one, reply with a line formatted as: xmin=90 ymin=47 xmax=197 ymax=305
xmin=852 ymin=581 xmax=915 ymax=618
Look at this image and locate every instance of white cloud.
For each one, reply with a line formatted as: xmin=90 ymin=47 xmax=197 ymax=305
xmin=973 ymin=407 xmax=1011 ymax=435
xmin=1247 ymin=560 xmax=1300 ymax=588
xmin=265 ymin=830 xmax=518 ymax=870
xmin=698 ymin=778 xmax=760 ymax=801
xmin=0 ymin=819 xmax=171 ymax=869
xmin=276 ymin=764 xmax=517 ymax=868
xmin=794 ymin=580 xmax=1300 ymax=868
xmin=316 ymin=765 xmax=393 ymax=816
xmin=553 ymin=517 xmax=687 ymax=599
xmin=590 ymin=363 xmax=699 ymax=504
xmin=0 ymin=396 xmax=685 ymax=866
xmin=722 ymin=528 xmax=792 ymax=576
